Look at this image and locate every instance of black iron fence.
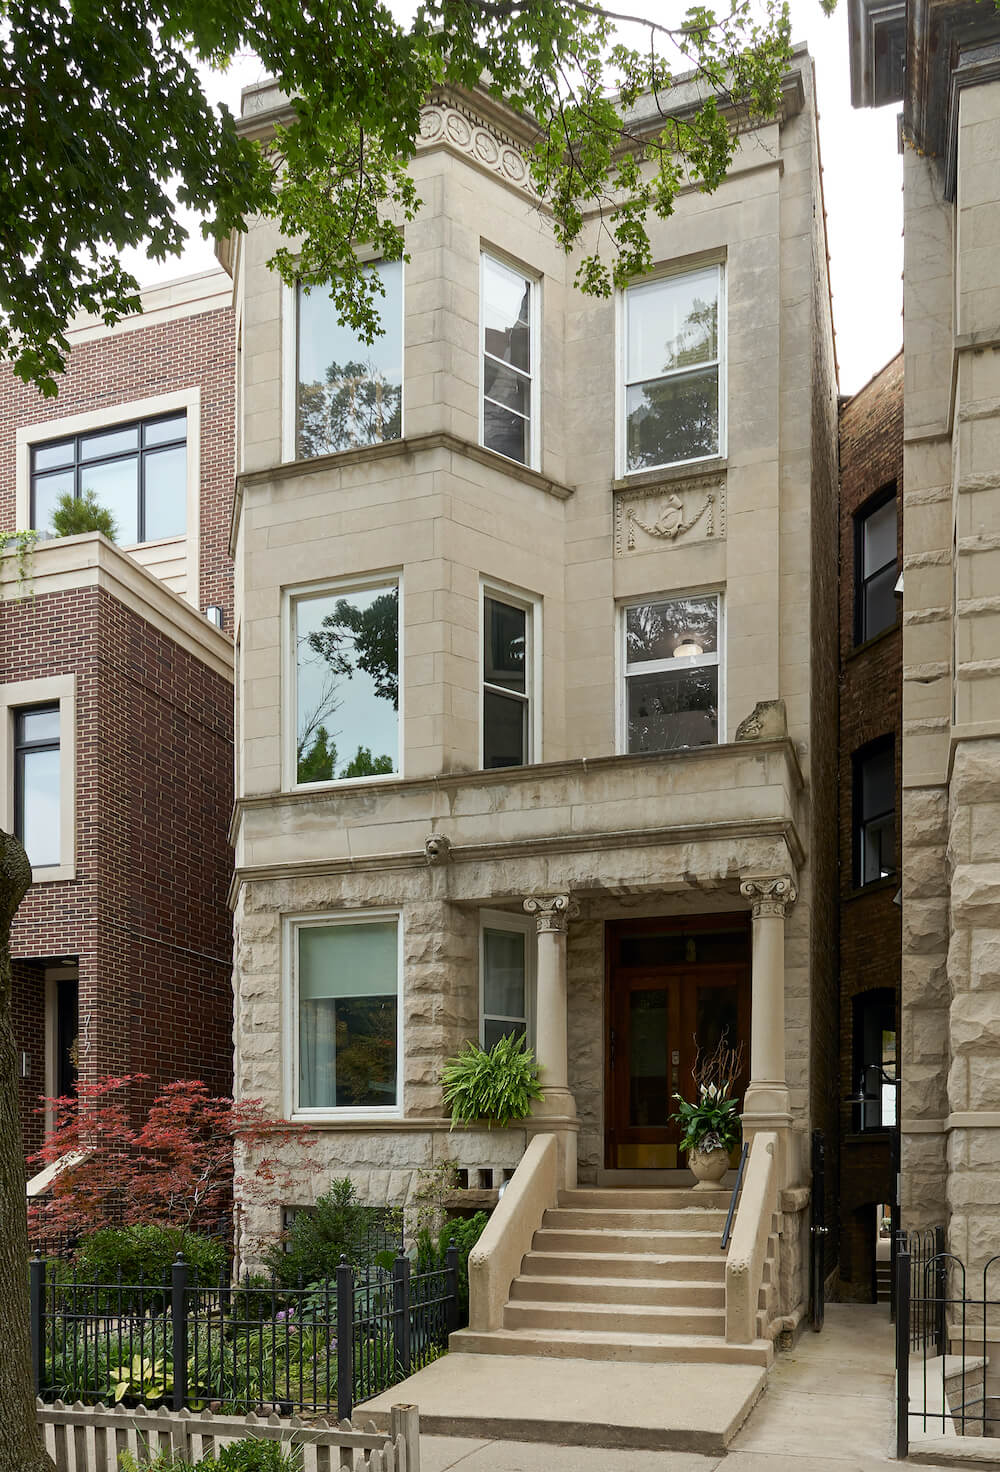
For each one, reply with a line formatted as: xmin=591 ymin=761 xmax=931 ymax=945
xmin=895 ymin=1238 xmax=1000 ymax=1457
xmin=31 ymin=1246 xmax=459 ymax=1421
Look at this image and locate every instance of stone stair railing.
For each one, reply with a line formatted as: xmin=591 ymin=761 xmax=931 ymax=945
xmin=725 ymin=1131 xmax=779 ymax=1343
xmin=467 ymin=1131 xmax=559 ymax=1332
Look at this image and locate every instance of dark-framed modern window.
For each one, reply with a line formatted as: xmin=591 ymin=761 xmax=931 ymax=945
xmin=853 ymin=737 xmax=895 ymax=887
xmin=14 ymin=704 xmax=61 ymax=869
xmin=854 ymin=486 xmax=898 ymax=644
xmin=852 ymin=987 xmax=897 ymax=1131
xmin=30 ymin=413 xmax=187 ymax=547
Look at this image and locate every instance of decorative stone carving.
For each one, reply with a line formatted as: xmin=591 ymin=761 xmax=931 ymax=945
xmin=424 ymin=833 xmax=452 ymax=865
xmin=740 ymin=876 xmax=798 ymax=918
xmin=523 ymin=893 xmax=579 ymax=932
xmin=735 ymin=699 xmax=788 ymax=743
xmin=418 ymin=100 xmax=538 ymax=197
xmin=613 ymin=478 xmax=726 ymax=557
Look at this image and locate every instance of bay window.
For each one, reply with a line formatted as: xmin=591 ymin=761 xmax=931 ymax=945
xmin=623 ymin=264 xmax=723 ymax=472
xmin=295 ymin=915 xmax=400 ymax=1113
xmin=481 ymin=254 xmax=537 ymax=467
xmin=482 ymin=589 xmax=536 ymax=769
xmin=622 ymin=593 xmax=721 ymax=752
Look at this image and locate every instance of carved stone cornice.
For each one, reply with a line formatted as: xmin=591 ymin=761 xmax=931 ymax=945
xmin=417 ymin=98 xmax=538 ymax=199
xmin=740 ymin=875 xmax=798 ymax=918
xmin=523 ymin=894 xmax=579 ymax=933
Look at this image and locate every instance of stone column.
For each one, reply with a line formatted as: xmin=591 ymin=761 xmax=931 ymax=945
xmin=523 ymin=893 xmax=579 ymax=1186
xmin=740 ymin=876 xmax=797 ymax=1177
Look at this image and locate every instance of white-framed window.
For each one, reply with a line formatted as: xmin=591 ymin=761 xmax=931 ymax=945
xmin=293 ymin=262 xmax=404 ymax=460
xmin=286 ymin=575 xmax=401 ymax=788
xmin=620 ymin=592 xmax=722 ymax=753
xmin=621 ymin=263 xmax=725 ymax=474
xmin=480 ymin=582 xmax=540 ymax=769
xmin=286 ymin=911 xmax=402 ymax=1117
xmin=480 ymin=252 xmax=539 ymax=469
xmin=15 ymin=388 xmax=201 ymax=601
xmin=0 ymin=675 xmax=76 ymax=883
xmin=479 ymin=910 xmax=534 ymax=1050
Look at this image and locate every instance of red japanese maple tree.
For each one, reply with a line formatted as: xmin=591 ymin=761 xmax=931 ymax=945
xmin=28 ymin=1075 xmax=311 ymax=1248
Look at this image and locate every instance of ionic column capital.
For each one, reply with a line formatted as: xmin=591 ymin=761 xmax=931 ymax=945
xmin=523 ymin=893 xmax=579 ymax=933
xmin=740 ymin=875 xmax=798 ymax=918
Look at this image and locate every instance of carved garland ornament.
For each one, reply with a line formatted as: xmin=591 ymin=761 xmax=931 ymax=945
xmin=523 ymin=893 xmax=579 ymax=932
xmin=614 ymin=480 xmax=726 ymax=558
xmin=418 ymin=101 xmax=539 ymax=197
xmin=739 ymin=876 xmax=798 ymax=918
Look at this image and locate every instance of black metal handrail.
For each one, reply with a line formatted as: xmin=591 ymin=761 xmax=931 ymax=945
xmin=720 ymin=1143 xmax=749 ymax=1251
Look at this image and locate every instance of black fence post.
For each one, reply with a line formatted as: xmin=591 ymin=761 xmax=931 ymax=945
xmin=29 ymin=1251 xmax=45 ymax=1395
xmin=445 ymin=1240 xmax=459 ymax=1336
xmin=171 ymin=1254 xmax=189 ymax=1412
xmin=896 ymin=1246 xmax=911 ymax=1460
xmin=393 ymin=1254 xmax=411 ymax=1378
xmin=934 ymin=1225 xmax=946 ymax=1356
xmin=337 ymin=1256 xmax=354 ymax=1422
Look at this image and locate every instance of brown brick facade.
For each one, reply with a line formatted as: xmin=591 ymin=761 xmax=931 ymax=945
xmin=0 ymin=300 xmax=236 ymax=624
xmin=836 ymin=352 xmax=903 ymax=1299
xmin=5 ymin=585 xmax=234 ymax=1155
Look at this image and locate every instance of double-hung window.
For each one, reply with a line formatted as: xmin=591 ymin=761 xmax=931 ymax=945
xmin=14 ymin=705 xmax=61 ymax=869
xmin=854 ymin=739 xmax=895 ymax=886
xmin=482 ymin=589 xmax=535 ymax=768
xmin=855 ymin=489 xmax=898 ymax=643
xmin=481 ymin=254 xmax=536 ymax=467
xmin=622 ymin=594 xmax=721 ymax=752
xmin=294 ymin=915 xmax=400 ymax=1113
xmin=296 ymin=261 xmax=403 ymax=458
xmin=480 ymin=913 xmax=533 ymax=1050
xmin=292 ymin=579 xmax=400 ymax=785
xmin=30 ymin=414 xmax=187 ymax=546
xmin=623 ymin=264 xmax=723 ymax=472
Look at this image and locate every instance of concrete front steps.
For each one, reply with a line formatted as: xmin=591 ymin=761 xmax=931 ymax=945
xmin=450 ymin=1185 xmax=774 ymax=1370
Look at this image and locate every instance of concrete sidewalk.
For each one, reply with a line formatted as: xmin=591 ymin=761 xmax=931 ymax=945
xmin=371 ymin=1304 xmax=976 ymax=1471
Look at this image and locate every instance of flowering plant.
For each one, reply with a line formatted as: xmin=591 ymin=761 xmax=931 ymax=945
xmin=669 ymin=1038 xmax=745 ymax=1154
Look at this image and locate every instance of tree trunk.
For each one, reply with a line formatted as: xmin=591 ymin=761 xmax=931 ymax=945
xmin=0 ymin=831 xmax=54 ymax=1472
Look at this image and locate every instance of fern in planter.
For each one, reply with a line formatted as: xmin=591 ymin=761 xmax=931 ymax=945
xmin=441 ymin=1033 xmax=543 ymax=1129
xmin=51 ymin=489 xmax=118 ymax=540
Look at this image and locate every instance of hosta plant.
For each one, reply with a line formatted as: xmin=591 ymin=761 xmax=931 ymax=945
xmin=440 ymin=1034 xmax=543 ymax=1130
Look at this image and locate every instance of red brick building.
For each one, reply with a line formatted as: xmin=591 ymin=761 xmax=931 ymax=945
xmin=0 ymin=270 xmax=236 ymax=1165
xmin=836 ymin=352 xmax=903 ymax=1299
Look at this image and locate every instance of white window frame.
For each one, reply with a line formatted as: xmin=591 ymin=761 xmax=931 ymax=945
xmin=282 ymin=571 xmax=404 ymax=792
xmin=479 ymin=578 xmax=542 ymax=770
xmin=616 ymin=589 xmax=725 ymax=754
xmin=0 ymin=675 xmax=76 ymax=883
xmin=15 ymin=389 xmax=201 ymax=604
xmin=283 ymin=908 xmax=404 ymax=1122
xmin=617 ymin=260 xmax=727 ymax=477
xmin=479 ymin=909 xmax=535 ymax=1050
xmin=282 ymin=260 xmax=406 ymax=465
xmin=479 ymin=250 xmax=541 ymax=472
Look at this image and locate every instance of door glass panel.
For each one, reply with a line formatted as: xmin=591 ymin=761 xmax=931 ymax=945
xmin=695 ymin=985 xmax=740 ymax=1064
xmin=629 ymin=988 xmax=668 ymax=1127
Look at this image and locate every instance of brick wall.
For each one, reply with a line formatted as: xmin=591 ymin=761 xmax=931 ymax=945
xmin=6 ymin=585 xmax=234 ymax=1153
xmin=837 ymin=352 xmax=903 ymax=1299
xmin=0 ymin=304 xmax=235 ymax=624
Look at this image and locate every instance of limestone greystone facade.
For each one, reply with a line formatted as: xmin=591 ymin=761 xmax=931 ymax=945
xmin=226 ymin=47 xmax=839 ymax=1319
xmin=850 ymin=0 xmax=1000 ymax=1274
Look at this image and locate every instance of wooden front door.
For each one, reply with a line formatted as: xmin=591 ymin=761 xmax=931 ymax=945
xmin=605 ymin=916 xmax=751 ymax=1170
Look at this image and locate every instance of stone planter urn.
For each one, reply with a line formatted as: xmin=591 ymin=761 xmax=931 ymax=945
xmin=687 ymin=1144 xmax=730 ymax=1190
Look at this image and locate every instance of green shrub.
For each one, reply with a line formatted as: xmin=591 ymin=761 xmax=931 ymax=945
xmin=415 ymin=1210 xmax=489 ymax=1320
xmin=74 ymin=1224 xmax=226 ymax=1291
xmin=263 ymin=1180 xmax=401 ymax=1289
xmin=51 ymin=488 xmax=118 ymax=539
xmin=440 ymin=1034 xmax=543 ymax=1129
xmin=212 ymin=1439 xmax=302 ymax=1472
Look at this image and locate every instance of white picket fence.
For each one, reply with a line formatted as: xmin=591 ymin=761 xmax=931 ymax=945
xmin=36 ymin=1400 xmax=420 ymax=1472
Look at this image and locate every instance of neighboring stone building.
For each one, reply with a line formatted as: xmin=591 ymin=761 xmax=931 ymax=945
xmin=836 ymin=353 xmax=903 ymax=1300
xmin=849 ymin=0 xmax=1000 ymax=1272
xmin=226 ymin=43 xmax=840 ymax=1344
xmin=1 ymin=271 xmax=237 ymax=1162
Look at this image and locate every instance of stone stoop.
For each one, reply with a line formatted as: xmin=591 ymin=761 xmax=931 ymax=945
xmin=451 ymin=1186 xmax=774 ymax=1368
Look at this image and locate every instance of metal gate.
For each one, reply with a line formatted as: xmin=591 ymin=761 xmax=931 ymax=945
xmin=810 ymin=1129 xmax=828 ymax=1331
